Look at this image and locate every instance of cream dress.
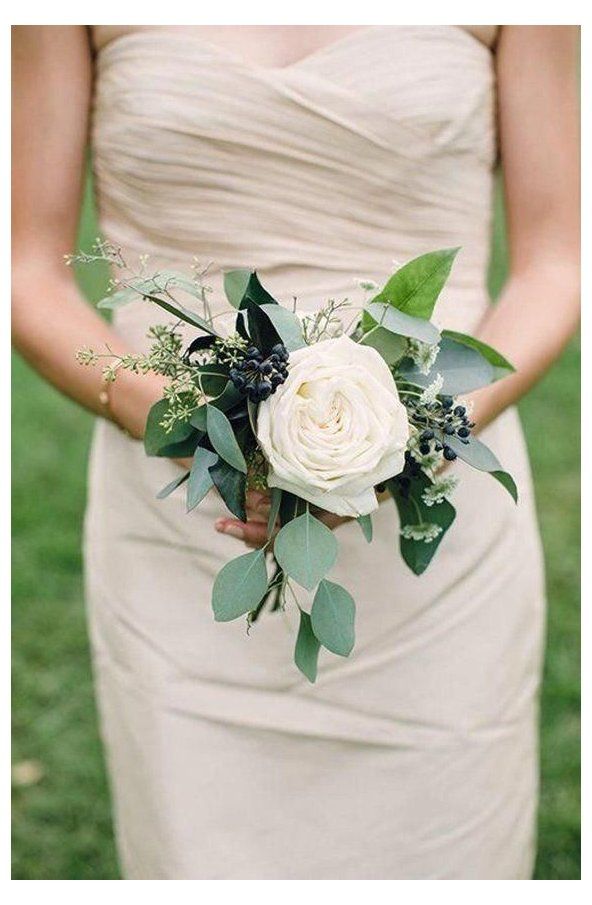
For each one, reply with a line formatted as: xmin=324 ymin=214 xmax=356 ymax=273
xmin=84 ymin=25 xmax=546 ymax=879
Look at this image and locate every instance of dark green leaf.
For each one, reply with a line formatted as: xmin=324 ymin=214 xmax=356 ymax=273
xmin=187 ymin=448 xmax=218 ymax=512
xmin=491 ymin=470 xmax=518 ymax=502
xmin=356 ymin=514 xmax=373 ymax=543
xmin=310 ymin=579 xmax=355 ymax=657
xmin=238 ymin=271 xmax=278 ymax=308
xmin=212 ymin=549 xmax=268 ymax=622
xmin=144 ymin=400 xmax=194 ymax=457
xmin=206 ymin=406 xmax=247 ymax=473
xmin=223 ymin=269 xmax=252 ymax=308
xmin=388 ymin=474 xmax=456 ymax=575
xmin=365 ymin=302 xmax=440 ymax=345
xmin=274 ymin=512 xmax=338 ymax=590
xmin=156 ymin=470 xmax=189 ymax=500
xmin=155 ymin=430 xmax=202 ymax=459
xmin=209 ymin=459 xmax=247 ymax=521
xmin=294 ymin=610 xmax=321 ymax=682
xmin=374 ymin=248 xmax=459 ymax=320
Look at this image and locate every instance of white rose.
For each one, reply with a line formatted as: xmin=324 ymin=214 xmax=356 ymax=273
xmin=256 ymin=335 xmax=410 ymax=517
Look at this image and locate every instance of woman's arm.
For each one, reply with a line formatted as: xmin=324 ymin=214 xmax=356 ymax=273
xmin=470 ymin=25 xmax=580 ymax=427
xmin=12 ymin=25 xmax=164 ymax=439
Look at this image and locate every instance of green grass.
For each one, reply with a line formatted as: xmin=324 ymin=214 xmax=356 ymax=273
xmin=11 ymin=181 xmax=580 ymax=879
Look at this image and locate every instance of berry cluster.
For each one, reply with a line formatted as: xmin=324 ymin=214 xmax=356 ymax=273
xmin=415 ymin=397 xmax=475 ymax=462
xmin=229 ymin=343 xmax=290 ymax=403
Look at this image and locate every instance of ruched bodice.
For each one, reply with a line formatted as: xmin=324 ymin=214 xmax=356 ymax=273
xmin=92 ymin=26 xmax=495 ymax=336
xmin=85 ymin=27 xmax=545 ymax=879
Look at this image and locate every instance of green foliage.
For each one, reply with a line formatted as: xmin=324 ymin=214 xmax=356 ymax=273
xmin=274 ymin=512 xmax=338 ymax=591
xmin=310 ymin=580 xmax=356 ymax=657
xmin=364 ymin=301 xmax=440 ymax=345
xmin=156 ymin=470 xmax=189 ymax=500
xmin=205 ymin=405 xmax=247 ymax=474
xmin=388 ymin=475 xmax=456 ymax=575
xmin=223 ymin=269 xmax=252 ymax=308
xmin=441 ymin=329 xmax=515 ymax=378
xmin=259 ymin=303 xmax=306 ymax=351
xmin=360 ymin=325 xmax=407 ymax=364
xmin=187 ymin=448 xmax=217 ymax=512
xmin=294 ymin=610 xmax=321 ymax=683
xmin=144 ymin=399 xmax=195 ymax=457
xmin=445 ymin=435 xmax=517 ymax=502
xmin=400 ymin=336 xmax=497 ymax=395
xmin=11 ymin=174 xmax=579 ymax=879
xmin=208 ymin=458 xmax=247 ymax=521
xmin=357 ymin=514 xmax=373 ymax=543
xmin=212 ymin=550 xmax=269 ymax=622
xmin=374 ymin=247 xmax=459 ymax=319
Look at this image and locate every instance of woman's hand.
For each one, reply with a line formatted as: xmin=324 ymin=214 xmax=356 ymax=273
xmin=214 ymin=489 xmax=350 ymax=549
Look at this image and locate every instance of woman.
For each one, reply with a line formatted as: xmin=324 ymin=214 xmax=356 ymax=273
xmin=12 ymin=25 xmax=579 ymax=879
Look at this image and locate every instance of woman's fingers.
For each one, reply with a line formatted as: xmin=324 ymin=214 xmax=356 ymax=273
xmin=214 ymin=517 xmax=269 ymax=549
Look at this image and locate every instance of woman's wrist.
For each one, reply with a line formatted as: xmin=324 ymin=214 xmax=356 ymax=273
xmin=108 ymin=369 xmax=167 ymax=439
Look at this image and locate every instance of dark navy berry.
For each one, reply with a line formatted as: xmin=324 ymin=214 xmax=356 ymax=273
xmin=457 ymin=426 xmax=470 ymax=438
xmin=441 ymin=396 xmax=453 ymax=409
xmin=420 ymin=429 xmax=435 ymax=441
xmin=419 ymin=442 xmax=431 ymax=455
xmin=443 ymin=446 xmax=457 ymax=461
xmin=454 ymin=405 xmax=466 ymax=417
xmin=444 ymin=425 xmax=455 ymax=435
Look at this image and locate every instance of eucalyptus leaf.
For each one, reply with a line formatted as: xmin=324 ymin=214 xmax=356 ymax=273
xmin=398 ymin=336 xmax=495 ymax=395
xmin=223 ymin=269 xmax=252 ymax=308
xmin=374 ymin=247 xmax=459 ymax=320
xmin=259 ymin=304 xmax=306 ymax=351
xmin=267 ymin=488 xmax=283 ymax=537
xmin=356 ymin=514 xmax=373 ymax=543
xmin=274 ymin=512 xmax=338 ymax=590
xmin=310 ymin=579 xmax=355 ymax=657
xmin=190 ymin=382 xmax=244 ymax=431
xmin=156 ymin=431 xmax=202 ymax=459
xmin=156 ymin=470 xmax=190 ymax=500
xmin=187 ymin=448 xmax=218 ymax=512
xmin=360 ymin=325 xmax=408 ymax=364
xmin=143 ymin=293 xmax=220 ymax=336
xmin=209 ymin=459 xmax=247 ymax=521
xmin=365 ymin=302 xmax=440 ymax=345
xmin=212 ymin=549 xmax=268 ymax=622
xmin=294 ymin=610 xmax=321 ymax=683
xmin=206 ymin=405 xmax=247 ymax=473
xmin=444 ymin=436 xmax=518 ymax=502
xmin=441 ymin=329 xmax=515 ymax=379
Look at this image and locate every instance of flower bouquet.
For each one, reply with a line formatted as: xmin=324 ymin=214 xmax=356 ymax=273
xmin=75 ymin=244 xmax=517 ymax=681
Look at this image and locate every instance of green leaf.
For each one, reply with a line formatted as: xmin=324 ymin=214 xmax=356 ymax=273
xmin=365 ymin=302 xmax=440 ymax=345
xmin=155 ymin=431 xmax=202 ymax=459
xmin=444 ymin=436 xmax=518 ymax=502
xmin=187 ymin=448 xmax=218 ymax=512
xmin=212 ymin=549 xmax=268 ymax=622
xmin=259 ymin=304 xmax=306 ymax=351
xmin=359 ymin=325 xmax=407 ymax=364
xmin=294 ymin=610 xmax=321 ymax=682
xmin=374 ymin=247 xmax=459 ymax=320
xmin=274 ymin=512 xmax=338 ymax=590
xmin=156 ymin=470 xmax=189 ymax=500
xmin=223 ymin=269 xmax=252 ymax=308
xmin=398 ymin=336 xmax=495 ymax=395
xmin=310 ymin=579 xmax=355 ymax=657
xmin=441 ymin=330 xmax=515 ymax=379
xmin=144 ymin=400 xmax=194 ymax=457
xmin=356 ymin=514 xmax=373 ymax=543
xmin=491 ymin=470 xmax=518 ymax=503
xmin=190 ymin=382 xmax=243 ymax=431
xmin=238 ymin=271 xmax=278 ymax=308
xmin=388 ymin=474 xmax=456 ymax=575
xmin=206 ymin=405 xmax=247 ymax=473
xmin=267 ymin=488 xmax=283 ymax=536
xmin=209 ymin=459 xmax=247 ymax=521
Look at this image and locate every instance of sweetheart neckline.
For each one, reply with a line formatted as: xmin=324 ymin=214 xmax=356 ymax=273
xmin=95 ymin=24 xmax=494 ymax=74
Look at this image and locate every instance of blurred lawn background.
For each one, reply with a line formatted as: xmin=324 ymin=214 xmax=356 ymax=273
xmin=12 ymin=177 xmax=580 ymax=880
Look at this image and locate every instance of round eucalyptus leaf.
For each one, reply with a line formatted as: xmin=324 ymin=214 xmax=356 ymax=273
xmin=274 ymin=512 xmax=338 ymax=590
xmin=310 ymin=579 xmax=355 ymax=657
xmin=212 ymin=550 xmax=268 ymax=622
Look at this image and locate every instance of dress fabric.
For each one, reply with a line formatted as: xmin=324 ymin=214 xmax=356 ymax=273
xmin=85 ymin=25 xmax=546 ymax=879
